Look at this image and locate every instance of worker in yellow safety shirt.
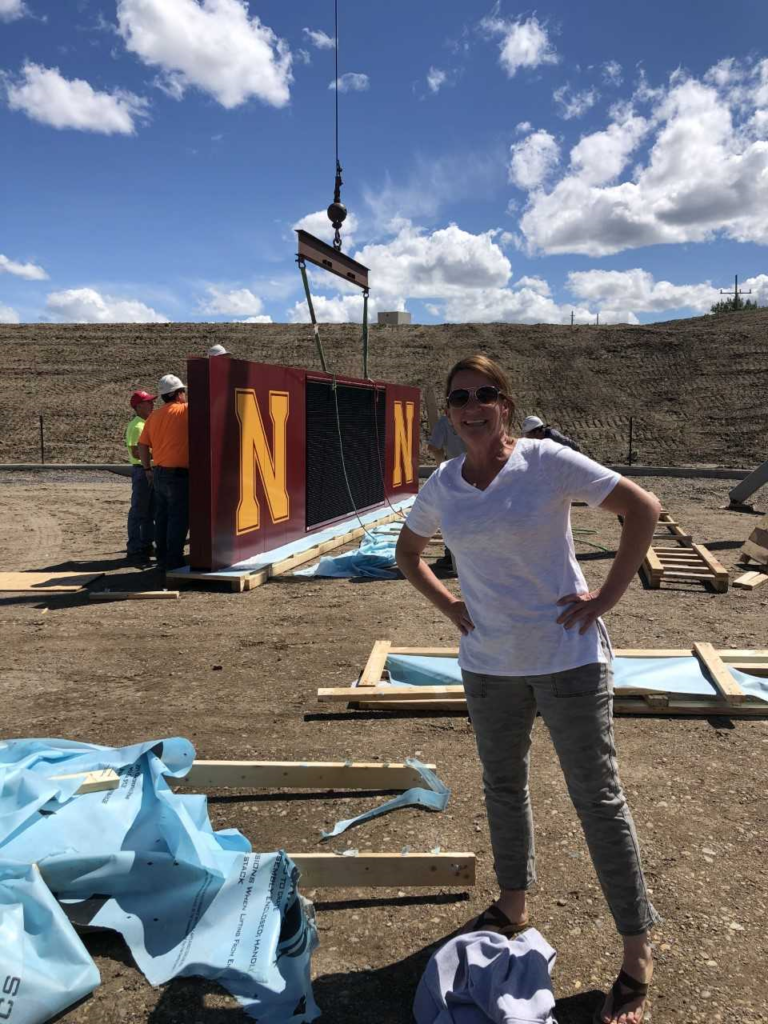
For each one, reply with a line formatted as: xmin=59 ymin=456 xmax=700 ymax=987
xmin=126 ymin=389 xmax=156 ymax=563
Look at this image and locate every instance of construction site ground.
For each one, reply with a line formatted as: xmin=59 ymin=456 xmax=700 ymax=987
xmin=3 ymin=309 xmax=768 ymax=469
xmin=1 ymin=470 xmax=766 ymax=1023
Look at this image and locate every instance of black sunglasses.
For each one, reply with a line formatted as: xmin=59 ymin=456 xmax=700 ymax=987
xmin=446 ymin=385 xmax=504 ymax=408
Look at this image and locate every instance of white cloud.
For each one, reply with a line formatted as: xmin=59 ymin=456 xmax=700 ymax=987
xmin=553 ymin=84 xmax=599 ymax=120
xmin=741 ymin=274 xmax=768 ymax=305
xmin=303 ymin=27 xmax=334 ymax=50
xmin=200 ymin=287 xmax=266 ymax=316
xmin=354 ymin=222 xmax=511 ymax=302
xmin=0 ymin=253 xmax=48 ymax=280
xmin=237 ymin=314 xmax=272 ymax=323
xmin=509 ymin=130 xmax=560 ymax=190
xmin=0 ymin=303 xmax=20 ymax=324
xmin=329 ymin=73 xmax=369 ymax=93
xmin=46 ymin=287 xmax=168 ymax=323
xmin=515 ymin=120 xmax=532 ymax=134
xmin=117 ymin=0 xmax=292 ymax=109
xmin=289 ymin=220 xmax=510 ymax=322
xmin=427 ymin=67 xmax=447 ymax=94
xmin=568 ymin=268 xmax=768 ymax=312
xmin=4 ymin=62 xmax=149 ymax=134
xmin=289 ymin=293 xmax=379 ymax=324
xmin=518 ymin=63 xmax=768 ymax=255
xmin=293 ymin=209 xmax=359 ymax=249
xmin=567 ymin=268 xmax=720 ymax=312
xmin=438 ymin=285 xmax=575 ymax=324
xmin=602 ymin=60 xmax=623 ymax=87
xmin=513 ymin=275 xmax=551 ymax=296
xmin=296 ymin=49 xmax=311 ymax=66
xmin=568 ymin=114 xmax=648 ymax=186
xmin=479 ymin=13 xmax=558 ymax=78
xmin=0 ymin=0 xmax=27 ymax=22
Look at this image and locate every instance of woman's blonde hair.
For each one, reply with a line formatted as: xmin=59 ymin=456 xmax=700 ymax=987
xmin=445 ymin=354 xmax=516 ymax=426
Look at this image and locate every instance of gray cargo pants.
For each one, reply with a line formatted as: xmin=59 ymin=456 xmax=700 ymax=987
xmin=462 ymin=656 xmax=659 ymax=936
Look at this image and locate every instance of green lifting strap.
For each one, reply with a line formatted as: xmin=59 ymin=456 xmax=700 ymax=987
xmin=362 ymin=288 xmax=369 ymax=379
xmin=298 ymin=259 xmax=328 ymax=373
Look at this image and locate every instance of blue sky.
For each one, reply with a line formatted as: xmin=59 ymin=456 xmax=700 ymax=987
xmin=1 ymin=0 xmax=767 ymax=326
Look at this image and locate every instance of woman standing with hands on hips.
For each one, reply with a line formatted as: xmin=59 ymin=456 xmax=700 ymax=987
xmin=396 ymin=355 xmax=661 ymax=1024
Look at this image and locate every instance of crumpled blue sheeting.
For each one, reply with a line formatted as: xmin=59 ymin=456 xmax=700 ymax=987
xmin=321 ymin=758 xmax=449 ymax=839
xmin=381 ymin=655 xmax=768 ymax=703
xmin=0 ymin=738 xmax=319 ymax=1023
xmin=295 ymin=522 xmax=404 ymax=579
xmin=0 ymin=860 xmax=100 ymax=1024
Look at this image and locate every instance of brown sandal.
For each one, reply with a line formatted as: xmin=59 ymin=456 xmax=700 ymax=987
xmin=460 ymin=903 xmax=530 ymax=939
xmin=594 ymin=968 xmax=650 ymax=1024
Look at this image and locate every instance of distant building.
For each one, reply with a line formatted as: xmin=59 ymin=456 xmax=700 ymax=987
xmin=377 ymin=311 xmax=412 ymax=326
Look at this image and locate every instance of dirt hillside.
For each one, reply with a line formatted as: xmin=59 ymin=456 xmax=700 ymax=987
xmin=1 ymin=310 xmax=767 ymax=466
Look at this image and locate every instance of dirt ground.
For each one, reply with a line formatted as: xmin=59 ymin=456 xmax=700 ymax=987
xmin=3 ymin=310 xmax=768 ymax=468
xmin=1 ymin=471 xmax=767 ymax=1024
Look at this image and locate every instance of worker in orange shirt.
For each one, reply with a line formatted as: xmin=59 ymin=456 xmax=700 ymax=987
xmin=138 ymin=374 xmax=189 ymax=572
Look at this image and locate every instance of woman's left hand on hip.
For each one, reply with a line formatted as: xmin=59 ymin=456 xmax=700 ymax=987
xmin=556 ymin=589 xmax=611 ymax=634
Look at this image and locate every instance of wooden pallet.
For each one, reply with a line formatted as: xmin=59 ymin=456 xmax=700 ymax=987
xmin=641 ymin=542 xmax=729 ymax=591
xmin=653 ymin=511 xmax=692 ymax=546
xmin=319 ymin=642 xmax=768 ymax=717
xmin=619 ymin=510 xmax=727 ymax=591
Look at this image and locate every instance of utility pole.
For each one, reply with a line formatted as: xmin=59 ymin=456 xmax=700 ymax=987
xmin=596 ymin=312 xmax=600 ymax=326
xmin=719 ymin=274 xmax=752 ymax=309
xmin=570 ymin=310 xmax=574 ymax=328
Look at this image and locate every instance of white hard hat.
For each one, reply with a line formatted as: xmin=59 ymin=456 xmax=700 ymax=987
xmin=158 ymin=373 xmax=186 ymax=396
xmin=208 ymin=344 xmax=228 ymax=357
xmin=522 ymin=416 xmax=544 ymax=433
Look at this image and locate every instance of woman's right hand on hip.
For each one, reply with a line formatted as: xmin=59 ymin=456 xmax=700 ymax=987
xmin=444 ymin=600 xmax=475 ymax=636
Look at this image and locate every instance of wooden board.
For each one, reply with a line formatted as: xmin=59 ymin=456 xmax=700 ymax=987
xmin=351 ymin=695 xmax=767 ymax=717
xmin=359 ymin=640 xmax=392 ymax=687
xmin=328 ymin=682 xmax=671 ymax=704
xmin=733 ymin=570 xmax=768 ymax=590
xmin=89 ymin=590 xmax=180 ymax=601
xmin=179 ymin=760 xmax=436 ymax=790
xmin=693 ymin=642 xmax=747 ymax=704
xmin=741 ymin=515 xmax=768 ymax=566
xmin=293 ymin=852 xmax=475 ymax=888
xmin=52 ymin=768 xmax=120 ymax=794
xmin=0 ymin=571 xmax=105 ymax=592
xmin=386 ymin=645 xmax=768 ymax=662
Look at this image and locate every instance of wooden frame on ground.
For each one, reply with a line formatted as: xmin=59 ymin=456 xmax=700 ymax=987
xmin=320 ymin=642 xmax=768 ymax=717
xmin=56 ymin=758 xmax=475 ymax=888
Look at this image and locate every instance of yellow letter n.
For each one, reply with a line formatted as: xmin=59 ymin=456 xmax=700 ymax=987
xmin=236 ymin=389 xmax=290 ymax=535
xmin=393 ymin=400 xmax=415 ymax=488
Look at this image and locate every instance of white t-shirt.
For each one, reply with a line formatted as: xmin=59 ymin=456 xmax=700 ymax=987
xmin=405 ymin=439 xmax=620 ymax=677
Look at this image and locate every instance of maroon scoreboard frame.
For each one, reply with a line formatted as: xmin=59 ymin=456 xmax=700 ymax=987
xmin=187 ymin=356 xmax=420 ymax=571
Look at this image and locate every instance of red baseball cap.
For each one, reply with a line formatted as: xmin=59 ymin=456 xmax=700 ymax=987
xmin=130 ymin=390 xmax=156 ymax=409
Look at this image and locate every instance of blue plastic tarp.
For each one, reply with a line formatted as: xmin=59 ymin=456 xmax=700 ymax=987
xmin=321 ymin=758 xmax=450 ymax=839
xmin=0 ymin=860 xmax=100 ymax=1024
xmin=380 ymin=655 xmax=768 ymax=703
xmin=295 ymin=523 xmax=403 ymax=579
xmin=0 ymin=738 xmax=319 ymax=1024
